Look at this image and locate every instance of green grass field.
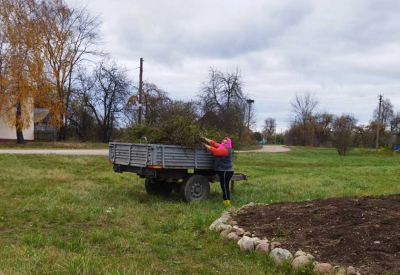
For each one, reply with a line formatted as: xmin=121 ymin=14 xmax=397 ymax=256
xmin=0 ymin=148 xmax=399 ymax=274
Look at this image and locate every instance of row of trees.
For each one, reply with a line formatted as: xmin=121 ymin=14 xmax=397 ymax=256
xmin=283 ymin=93 xmax=400 ymax=155
xmin=0 ymin=0 xmax=255 ymax=146
xmin=119 ymin=67 xmax=255 ymax=148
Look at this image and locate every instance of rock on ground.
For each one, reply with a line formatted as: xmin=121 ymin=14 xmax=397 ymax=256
xmin=269 ymin=248 xmax=293 ymax=265
xmin=335 ymin=269 xmax=346 ymax=275
xmin=229 ymin=220 xmax=238 ymax=226
xmin=216 ymin=224 xmax=232 ymax=232
xmin=227 ymin=232 xmax=240 ymax=241
xmin=250 ymin=237 xmax=260 ymax=244
xmin=292 ymin=255 xmax=312 ymax=270
xmin=313 ymin=263 xmax=333 ymax=275
xmin=270 ymin=242 xmax=282 ymax=250
xmin=209 ymin=211 xmax=232 ymax=231
xmin=220 ymin=229 xmax=232 ymax=238
xmin=294 ymin=251 xmax=307 ymax=258
xmin=255 ymin=242 xmax=269 ymax=253
xmin=306 ymin=253 xmax=315 ymax=260
xmin=209 ymin=218 xmax=225 ymax=231
xmin=235 ymin=228 xmax=245 ymax=236
xmin=346 ymin=266 xmax=356 ymax=275
xmin=241 ymin=202 xmax=255 ymax=209
xmin=238 ymin=236 xmax=255 ymax=252
xmin=254 ymin=239 xmax=267 ymax=247
xmin=220 ymin=213 xmax=231 ymax=222
xmin=244 ymin=231 xmax=251 ymax=237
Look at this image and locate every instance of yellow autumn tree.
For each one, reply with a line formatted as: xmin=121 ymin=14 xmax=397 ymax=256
xmin=0 ymin=0 xmax=47 ymax=143
xmin=0 ymin=0 xmax=100 ymax=143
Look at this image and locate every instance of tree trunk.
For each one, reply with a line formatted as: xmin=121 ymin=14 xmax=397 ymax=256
xmin=58 ymin=113 xmax=67 ymax=141
xmin=16 ymin=100 xmax=25 ymax=144
xmin=102 ymin=128 xmax=109 ymax=143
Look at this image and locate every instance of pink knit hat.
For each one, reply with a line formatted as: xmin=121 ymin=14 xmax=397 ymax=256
xmin=218 ymin=137 xmax=232 ymax=148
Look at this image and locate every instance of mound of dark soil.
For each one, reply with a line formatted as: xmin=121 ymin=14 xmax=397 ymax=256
xmin=235 ymin=194 xmax=400 ymax=275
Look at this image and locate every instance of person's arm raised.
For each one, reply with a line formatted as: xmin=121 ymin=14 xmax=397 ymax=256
xmin=208 ymin=147 xmax=228 ymax=157
xmin=209 ymin=140 xmax=220 ymax=148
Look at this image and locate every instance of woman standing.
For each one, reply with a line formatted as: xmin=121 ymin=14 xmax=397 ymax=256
xmin=203 ymin=137 xmax=234 ymax=205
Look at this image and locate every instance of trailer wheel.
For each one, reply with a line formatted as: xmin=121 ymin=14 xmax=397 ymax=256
xmin=145 ymin=178 xmax=172 ymax=196
xmin=180 ymin=175 xmax=210 ymax=202
xmin=145 ymin=178 xmax=159 ymax=195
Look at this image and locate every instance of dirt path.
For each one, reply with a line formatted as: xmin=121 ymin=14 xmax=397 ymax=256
xmin=0 ymin=149 xmax=108 ymax=156
xmin=236 ymin=145 xmax=290 ymax=153
xmin=0 ymin=145 xmax=290 ymax=155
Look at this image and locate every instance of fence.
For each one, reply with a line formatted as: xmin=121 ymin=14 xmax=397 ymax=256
xmin=34 ymin=130 xmax=56 ymax=141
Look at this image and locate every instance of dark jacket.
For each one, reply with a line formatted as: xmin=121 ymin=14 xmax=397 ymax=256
xmin=208 ymin=140 xmax=234 ymax=171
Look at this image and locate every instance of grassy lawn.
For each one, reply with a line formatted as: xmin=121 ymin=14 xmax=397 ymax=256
xmin=0 ymin=148 xmax=399 ymax=274
xmin=0 ymin=142 xmax=108 ymax=150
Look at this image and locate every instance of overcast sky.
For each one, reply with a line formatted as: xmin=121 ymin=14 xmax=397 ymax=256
xmin=67 ymin=0 xmax=400 ymax=131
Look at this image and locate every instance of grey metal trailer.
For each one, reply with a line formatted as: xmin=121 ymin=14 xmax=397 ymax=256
xmin=109 ymin=142 xmax=247 ymax=202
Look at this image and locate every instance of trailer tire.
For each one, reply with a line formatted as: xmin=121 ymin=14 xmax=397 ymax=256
xmin=145 ymin=178 xmax=159 ymax=195
xmin=180 ymin=174 xmax=210 ymax=202
xmin=145 ymin=178 xmax=172 ymax=196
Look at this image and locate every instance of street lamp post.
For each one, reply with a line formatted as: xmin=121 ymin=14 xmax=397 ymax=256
xmin=246 ymin=99 xmax=254 ymax=130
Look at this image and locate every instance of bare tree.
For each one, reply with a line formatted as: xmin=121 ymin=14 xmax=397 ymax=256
xmin=286 ymin=93 xmax=319 ymax=146
xmin=78 ymin=59 xmax=131 ymax=142
xmin=332 ymin=114 xmax=357 ymax=156
xmin=68 ymin=96 xmax=96 ymax=141
xmin=373 ymin=98 xmax=394 ymax=127
xmin=36 ymin=0 xmax=101 ymax=140
xmin=290 ymin=93 xmax=319 ymax=126
xmin=390 ymin=111 xmax=400 ymax=133
xmin=313 ymin=112 xmax=334 ymax=146
xmin=262 ymin=117 xmax=276 ymax=141
xmin=127 ymin=81 xmax=171 ymax=126
xmin=200 ymin=67 xmax=244 ymax=110
xmin=199 ymin=67 xmax=249 ymax=140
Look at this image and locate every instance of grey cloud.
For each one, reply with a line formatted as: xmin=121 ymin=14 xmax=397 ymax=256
xmin=66 ymin=0 xmax=400 ymax=131
xmin=115 ymin=0 xmax=312 ymax=62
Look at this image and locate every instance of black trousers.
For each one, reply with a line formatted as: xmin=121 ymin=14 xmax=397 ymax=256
xmin=217 ymin=171 xmax=234 ymax=200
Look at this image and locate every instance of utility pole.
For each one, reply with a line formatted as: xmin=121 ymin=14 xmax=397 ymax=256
xmin=138 ymin=57 xmax=144 ymax=124
xmin=376 ymin=94 xmax=383 ymax=152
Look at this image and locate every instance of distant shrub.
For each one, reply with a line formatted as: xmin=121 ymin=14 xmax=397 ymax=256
xmin=379 ymin=144 xmax=394 ymax=156
xmin=332 ymin=114 xmax=357 ymax=156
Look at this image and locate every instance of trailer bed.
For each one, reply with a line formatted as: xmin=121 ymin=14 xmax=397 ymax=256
xmin=109 ymin=142 xmax=248 ymax=202
xmin=109 ymin=142 xmax=215 ymax=170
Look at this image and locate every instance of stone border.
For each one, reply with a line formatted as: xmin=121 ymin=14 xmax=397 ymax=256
xmin=209 ymin=203 xmax=362 ymax=275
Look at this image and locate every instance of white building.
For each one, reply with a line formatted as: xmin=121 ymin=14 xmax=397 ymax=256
xmin=0 ymin=107 xmax=34 ymax=142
